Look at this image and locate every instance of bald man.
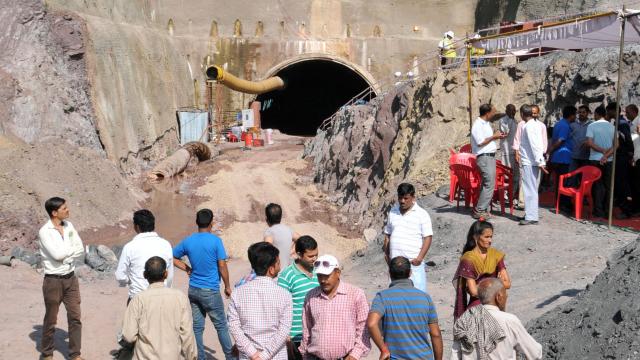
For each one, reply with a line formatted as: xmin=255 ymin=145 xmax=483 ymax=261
xmin=452 ymin=278 xmax=542 ymax=360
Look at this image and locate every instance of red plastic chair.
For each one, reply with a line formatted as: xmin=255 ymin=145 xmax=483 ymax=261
xmin=449 ymin=153 xmax=477 ymax=201
xmin=459 ymin=143 xmax=472 ymax=153
xmin=494 ymin=162 xmax=514 ymax=215
xmin=556 ymin=165 xmax=601 ymax=220
xmin=450 ymin=163 xmax=480 ymax=210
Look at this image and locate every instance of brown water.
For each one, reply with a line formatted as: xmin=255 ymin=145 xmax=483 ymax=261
xmin=81 ymin=180 xmax=198 ymax=247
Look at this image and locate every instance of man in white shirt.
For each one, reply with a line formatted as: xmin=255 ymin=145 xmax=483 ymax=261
xmin=383 ymin=183 xmax=433 ymax=293
xmin=38 ymin=197 xmax=84 ymax=360
xmin=471 ymin=104 xmax=506 ymax=219
xmin=452 ymin=278 xmax=542 ymax=360
xmin=519 ymin=104 xmax=547 ymax=225
xmin=115 ymin=209 xmax=174 ymax=302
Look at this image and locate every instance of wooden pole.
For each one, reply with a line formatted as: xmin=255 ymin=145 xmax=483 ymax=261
xmin=608 ymin=7 xmax=626 ymax=228
xmin=466 ymin=43 xmax=473 ymax=134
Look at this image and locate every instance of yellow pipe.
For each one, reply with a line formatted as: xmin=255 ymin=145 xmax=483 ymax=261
xmin=205 ymin=65 xmax=285 ymax=94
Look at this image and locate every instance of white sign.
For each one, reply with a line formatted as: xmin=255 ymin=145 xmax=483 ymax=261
xmin=241 ymin=109 xmax=254 ymax=130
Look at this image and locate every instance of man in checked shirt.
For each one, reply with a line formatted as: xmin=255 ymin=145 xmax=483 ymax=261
xmin=228 ymin=242 xmax=293 ymax=360
xmin=299 ymin=255 xmax=371 ymax=360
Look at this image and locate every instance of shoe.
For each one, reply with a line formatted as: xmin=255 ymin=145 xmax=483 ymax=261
xmin=515 ymin=215 xmax=525 ymax=221
xmin=519 ymin=220 xmax=539 ymax=225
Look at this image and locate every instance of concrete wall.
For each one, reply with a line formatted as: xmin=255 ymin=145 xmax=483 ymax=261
xmin=45 ymin=0 xmax=482 ymax=172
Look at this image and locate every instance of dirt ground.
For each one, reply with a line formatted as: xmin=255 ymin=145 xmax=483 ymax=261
xmin=0 ymin=134 xmax=638 ymax=359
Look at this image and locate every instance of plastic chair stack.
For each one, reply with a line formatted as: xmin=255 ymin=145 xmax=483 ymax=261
xmin=450 ymin=162 xmax=480 ymax=210
xmin=449 ymin=153 xmax=477 ymax=202
xmin=556 ymin=165 xmax=601 ymax=220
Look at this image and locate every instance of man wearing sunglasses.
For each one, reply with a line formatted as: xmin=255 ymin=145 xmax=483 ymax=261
xmin=299 ymin=255 xmax=371 ymax=360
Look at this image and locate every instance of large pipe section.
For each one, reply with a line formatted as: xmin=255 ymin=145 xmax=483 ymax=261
xmin=206 ymin=65 xmax=284 ymax=94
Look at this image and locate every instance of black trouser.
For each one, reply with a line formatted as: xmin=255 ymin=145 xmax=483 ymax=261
xmin=551 ymin=162 xmax=571 ymax=209
xmin=590 ymin=160 xmax=613 ymax=216
xmin=614 ymin=155 xmax=633 ymax=209
xmin=632 ymin=160 xmax=640 ymax=213
xmin=288 ymin=340 xmax=303 ymax=360
xmin=568 ymin=158 xmax=591 ymax=187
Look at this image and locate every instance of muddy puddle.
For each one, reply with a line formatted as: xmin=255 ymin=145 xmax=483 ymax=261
xmin=80 ymin=178 xmax=200 ymax=247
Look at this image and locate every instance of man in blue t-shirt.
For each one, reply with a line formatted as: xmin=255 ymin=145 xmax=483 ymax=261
xmin=586 ymin=105 xmax=616 ymax=218
xmin=173 ymin=209 xmax=234 ymax=360
xmin=548 ymin=105 xmax=576 ymax=212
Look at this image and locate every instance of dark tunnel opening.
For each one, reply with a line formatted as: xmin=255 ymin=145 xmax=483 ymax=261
xmin=256 ymin=59 xmax=375 ymax=136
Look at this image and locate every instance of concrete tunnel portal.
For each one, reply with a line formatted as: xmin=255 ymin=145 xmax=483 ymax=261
xmin=256 ymin=58 xmax=376 ymax=136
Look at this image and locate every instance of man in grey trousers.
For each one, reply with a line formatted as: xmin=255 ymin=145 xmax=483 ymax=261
xmin=471 ymin=104 xmax=506 ymax=219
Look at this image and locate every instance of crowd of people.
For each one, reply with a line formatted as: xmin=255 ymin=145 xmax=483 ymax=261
xmin=470 ymin=101 xmax=640 ymax=223
xmin=36 ymin=183 xmax=545 ymax=360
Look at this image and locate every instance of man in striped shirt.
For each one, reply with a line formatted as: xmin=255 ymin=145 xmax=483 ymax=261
xmin=277 ymin=236 xmax=319 ymax=360
xmin=367 ymin=256 xmax=443 ymax=360
xmin=383 ymin=183 xmax=433 ymax=293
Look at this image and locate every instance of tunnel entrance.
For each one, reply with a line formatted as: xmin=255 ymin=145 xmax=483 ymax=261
xmin=256 ymin=59 xmax=375 ymax=136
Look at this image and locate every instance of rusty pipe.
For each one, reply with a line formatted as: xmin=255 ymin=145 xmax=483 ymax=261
xmin=205 ymin=65 xmax=284 ymax=94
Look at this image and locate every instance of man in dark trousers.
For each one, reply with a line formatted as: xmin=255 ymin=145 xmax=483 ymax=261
xmin=38 ymin=197 xmax=84 ymax=360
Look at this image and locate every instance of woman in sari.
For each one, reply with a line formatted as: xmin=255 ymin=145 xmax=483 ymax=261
xmin=453 ymin=219 xmax=511 ymax=319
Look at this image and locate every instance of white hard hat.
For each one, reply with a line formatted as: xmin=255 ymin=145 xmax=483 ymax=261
xmin=445 ymin=31 xmax=455 ymax=38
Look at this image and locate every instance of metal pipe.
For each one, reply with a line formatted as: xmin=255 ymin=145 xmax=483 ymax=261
xmin=0 ymin=255 xmax=14 ymax=266
xmin=608 ymin=8 xmax=626 ymax=228
xmin=205 ymin=65 xmax=285 ymax=95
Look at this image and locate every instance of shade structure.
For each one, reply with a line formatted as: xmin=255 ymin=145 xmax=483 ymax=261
xmin=471 ymin=10 xmax=640 ymax=52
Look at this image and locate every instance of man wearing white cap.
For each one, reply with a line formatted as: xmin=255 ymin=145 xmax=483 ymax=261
xmin=299 ymin=255 xmax=371 ymax=360
xmin=438 ymin=31 xmax=456 ymax=66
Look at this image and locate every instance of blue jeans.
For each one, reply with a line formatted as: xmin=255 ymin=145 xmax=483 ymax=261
xmin=188 ymin=287 xmax=234 ymax=360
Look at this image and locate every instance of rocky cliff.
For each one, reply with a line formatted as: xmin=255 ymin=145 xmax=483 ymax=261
xmin=304 ymin=46 xmax=640 ymax=233
xmin=0 ymin=0 xmax=101 ymax=151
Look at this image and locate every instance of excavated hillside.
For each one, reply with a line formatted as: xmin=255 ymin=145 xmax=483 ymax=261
xmin=527 ymin=236 xmax=640 ymax=359
xmin=304 ymin=46 xmax=640 ymax=233
xmin=0 ymin=1 xmax=142 ymax=254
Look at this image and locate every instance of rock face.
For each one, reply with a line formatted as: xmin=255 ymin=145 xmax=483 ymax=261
xmin=0 ymin=0 xmax=101 ymax=151
xmin=304 ymin=46 xmax=640 ymax=231
xmin=527 ymin=237 xmax=640 ymax=359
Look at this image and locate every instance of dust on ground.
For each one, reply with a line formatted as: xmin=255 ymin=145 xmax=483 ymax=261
xmin=0 ymin=133 xmax=369 ymax=359
xmin=195 ymin=134 xmax=368 ymax=260
xmin=1 ymin=134 xmax=638 ymax=359
xmin=346 ymin=193 xmax=639 ymax=353
xmin=0 ymin=138 xmax=143 ymax=254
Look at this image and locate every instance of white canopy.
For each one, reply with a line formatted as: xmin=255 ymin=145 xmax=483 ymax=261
xmin=472 ymin=10 xmax=640 ymax=53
